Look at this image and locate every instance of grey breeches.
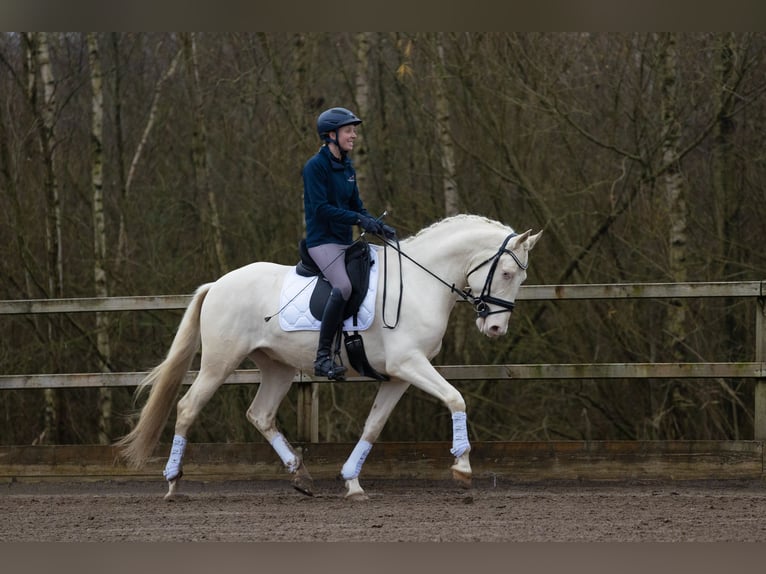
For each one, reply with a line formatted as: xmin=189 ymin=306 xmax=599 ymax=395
xmin=307 ymin=243 xmax=352 ymax=301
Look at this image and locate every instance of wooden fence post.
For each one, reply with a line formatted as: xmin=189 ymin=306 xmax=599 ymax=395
xmin=296 ymin=374 xmax=319 ymax=443
xmin=755 ymin=291 xmax=766 ymax=440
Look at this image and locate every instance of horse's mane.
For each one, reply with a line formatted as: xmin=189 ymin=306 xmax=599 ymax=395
xmin=405 ymin=214 xmax=511 ymax=242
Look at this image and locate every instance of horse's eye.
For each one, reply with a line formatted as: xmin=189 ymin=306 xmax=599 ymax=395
xmin=502 ymin=271 xmax=511 ymax=280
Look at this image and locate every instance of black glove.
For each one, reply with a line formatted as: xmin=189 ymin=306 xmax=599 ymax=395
xmin=358 ymin=214 xmax=384 ymax=235
xmin=381 ymin=224 xmax=397 ymax=240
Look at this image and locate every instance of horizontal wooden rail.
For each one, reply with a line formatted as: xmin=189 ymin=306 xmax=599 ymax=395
xmin=0 ymin=294 xmax=192 ymax=315
xmin=1 ymin=362 xmax=764 ymax=390
xmin=519 ymin=280 xmax=765 ymax=301
xmin=1 ymin=281 xmax=764 ymax=315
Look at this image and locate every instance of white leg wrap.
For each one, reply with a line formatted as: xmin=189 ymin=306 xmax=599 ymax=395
xmin=450 ymin=411 xmax=470 ymax=457
xmin=270 ymin=433 xmax=299 ymax=473
xmin=163 ymin=434 xmax=187 ymax=481
xmin=341 ymin=440 xmax=373 ymax=480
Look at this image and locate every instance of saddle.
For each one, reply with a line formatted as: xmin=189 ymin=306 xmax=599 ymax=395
xmin=296 ymin=239 xmax=389 ymax=381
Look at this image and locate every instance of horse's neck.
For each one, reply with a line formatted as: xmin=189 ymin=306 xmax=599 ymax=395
xmin=404 ymin=218 xmax=507 ymax=288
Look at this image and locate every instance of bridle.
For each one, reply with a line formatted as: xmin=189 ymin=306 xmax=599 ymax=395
xmin=464 ymin=232 xmax=528 ymax=318
xmin=379 ymin=231 xmax=528 ymax=326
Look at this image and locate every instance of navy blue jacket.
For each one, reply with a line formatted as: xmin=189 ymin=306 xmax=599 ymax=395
xmin=302 ymin=145 xmax=371 ymax=248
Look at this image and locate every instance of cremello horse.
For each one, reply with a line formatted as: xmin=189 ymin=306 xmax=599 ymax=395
xmin=117 ymin=214 xmax=542 ymax=500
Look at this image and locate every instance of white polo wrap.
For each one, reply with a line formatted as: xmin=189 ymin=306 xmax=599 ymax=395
xmin=450 ymin=411 xmax=470 ymax=457
xmin=341 ymin=440 xmax=373 ymax=480
xmin=270 ymin=433 xmax=299 ymax=472
xmin=163 ymin=434 xmax=187 ymax=480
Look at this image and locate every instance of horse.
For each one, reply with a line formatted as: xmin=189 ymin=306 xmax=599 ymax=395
xmin=116 ymin=214 xmax=542 ymax=500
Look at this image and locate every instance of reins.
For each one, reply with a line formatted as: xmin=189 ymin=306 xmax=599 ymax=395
xmin=376 ymin=230 xmax=526 ymax=323
xmin=265 ymin=226 xmax=527 ymax=326
xmin=380 ymin=235 xmax=404 ymax=329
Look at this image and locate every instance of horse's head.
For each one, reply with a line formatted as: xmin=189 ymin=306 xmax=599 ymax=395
xmin=466 ymin=229 xmax=543 ymax=338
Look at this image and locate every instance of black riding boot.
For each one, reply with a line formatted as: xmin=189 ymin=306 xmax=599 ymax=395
xmin=314 ymin=287 xmax=347 ymax=380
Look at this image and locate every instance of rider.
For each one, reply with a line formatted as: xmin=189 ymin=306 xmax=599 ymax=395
xmin=302 ymin=106 xmax=395 ymax=380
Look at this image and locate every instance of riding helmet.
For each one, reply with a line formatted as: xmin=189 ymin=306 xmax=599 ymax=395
xmin=316 ymin=107 xmax=362 ymax=137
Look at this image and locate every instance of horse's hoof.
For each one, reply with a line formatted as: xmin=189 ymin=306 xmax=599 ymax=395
xmin=292 ymin=463 xmax=314 ymax=496
xmin=164 ymin=478 xmax=180 ymax=501
xmin=344 ymin=491 xmax=369 ymax=501
xmin=343 ymin=477 xmax=368 ymax=500
xmin=451 ymin=468 xmax=473 ymax=489
xmin=292 ymin=476 xmax=314 ymax=497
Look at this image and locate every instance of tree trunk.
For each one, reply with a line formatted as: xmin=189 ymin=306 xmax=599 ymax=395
xmin=354 ymin=32 xmax=372 ymax=198
xmin=713 ymin=33 xmax=740 ymax=438
xmin=713 ymin=33 xmax=737 ymax=280
xmin=87 ymin=33 xmax=113 ymax=444
xmin=34 ymin=32 xmax=64 ymax=299
xmin=433 ymin=34 xmax=458 ymax=217
xmin=30 ymin=32 xmax=64 ymax=444
xmin=659 ymin=33 xmax=688 ymax=362
xmin=182 ymin=32 xmax=228 ymax=276
xmin=115 ymin=37 xmax=182 ymax=272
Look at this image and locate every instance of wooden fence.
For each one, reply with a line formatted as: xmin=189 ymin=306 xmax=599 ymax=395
xmin=0 ymin=281 xmax=766 ymax=484
xmin=2 ymin=281 xmax=765 ymax=442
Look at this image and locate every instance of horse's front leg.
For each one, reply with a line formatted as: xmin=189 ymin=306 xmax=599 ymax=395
xmin=341 ymin=379 xmax=410 ymax=500
xmin=388 ymin=354 xmax=473 ymax=489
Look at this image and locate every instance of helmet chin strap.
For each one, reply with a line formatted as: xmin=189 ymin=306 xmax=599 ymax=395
xmin=323 ymin=132 xmax=347 ymax=159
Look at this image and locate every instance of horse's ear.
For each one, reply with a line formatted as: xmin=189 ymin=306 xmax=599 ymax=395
xmin=512 ymin=229 xmax=531 ymax=244
xmin=524 ymin=230 xmax=543 ymax=251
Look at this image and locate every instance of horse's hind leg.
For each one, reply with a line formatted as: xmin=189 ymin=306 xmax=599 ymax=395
xmin=164 ymin=360 xmax=237 ymax=500
xmin=245 ymin=352 xmax=314 ymax=495
xmin=341 ymin=379 xmax=410 ymax=500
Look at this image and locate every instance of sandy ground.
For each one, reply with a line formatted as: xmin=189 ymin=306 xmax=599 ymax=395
xmin=2 ymin=477 xmax=766 ymax=542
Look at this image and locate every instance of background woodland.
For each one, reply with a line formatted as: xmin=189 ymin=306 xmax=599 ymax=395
xmin=1 ymin=32 xmax=765 ymax=447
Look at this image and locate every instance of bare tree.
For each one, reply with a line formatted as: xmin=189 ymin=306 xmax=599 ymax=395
xmin=353 ymin=32 xmax=372 ymax=196
xmin=114 ymin=35 xmax=183 ymax=272
xmin=86 ymin=32 xmax=113 ymax=444
xmin=27 ymin=32 xmax=64 ymax=443
xmin=658 ymin=33 xmax=688 ymax=362
xmin=433 ymin=33 xmax=458 ymax=217
xmin=181 ymin=32 xmax=228 ymax=275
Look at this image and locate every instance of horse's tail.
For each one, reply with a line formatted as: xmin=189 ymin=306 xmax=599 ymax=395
xmin=115 ymin=282 xmax=213 ymax=468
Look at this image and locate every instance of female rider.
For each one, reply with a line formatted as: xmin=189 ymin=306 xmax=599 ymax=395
xmin=302 ymin=106 xmax=394 ymax=380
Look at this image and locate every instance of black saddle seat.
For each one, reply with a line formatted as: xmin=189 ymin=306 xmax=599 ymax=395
xmin=296 ymin=239 xmax=321 ymax=277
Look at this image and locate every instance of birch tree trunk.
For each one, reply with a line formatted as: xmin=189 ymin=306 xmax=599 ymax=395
xmin=35 ymin=32 xmax=64 ymax=299
xmin=182 ymin=32 xmax=228 ymax=276
xmin=87 ymin=33 xmax=113 ymax=444
xmin=30 ymin=32 xmax=64 ymax=444
xmin=354 ymin=32 xmax=372 ymax=197
xmin=433 ymin=33 xmax=458 ymax=217
xmin=659 ymin=33 xmax=688 ymax=362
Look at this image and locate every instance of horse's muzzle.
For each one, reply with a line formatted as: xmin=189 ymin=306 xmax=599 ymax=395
xmin=476 ymin=316 xmax=509 ymax=338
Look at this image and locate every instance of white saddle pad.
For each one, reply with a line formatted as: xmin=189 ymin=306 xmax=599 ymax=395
xmin=279 ymin=245 xmax=379 ymax=332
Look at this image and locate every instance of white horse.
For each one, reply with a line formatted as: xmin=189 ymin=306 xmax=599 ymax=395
xmin=117 ymin=214 xmax=542 ymax=500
